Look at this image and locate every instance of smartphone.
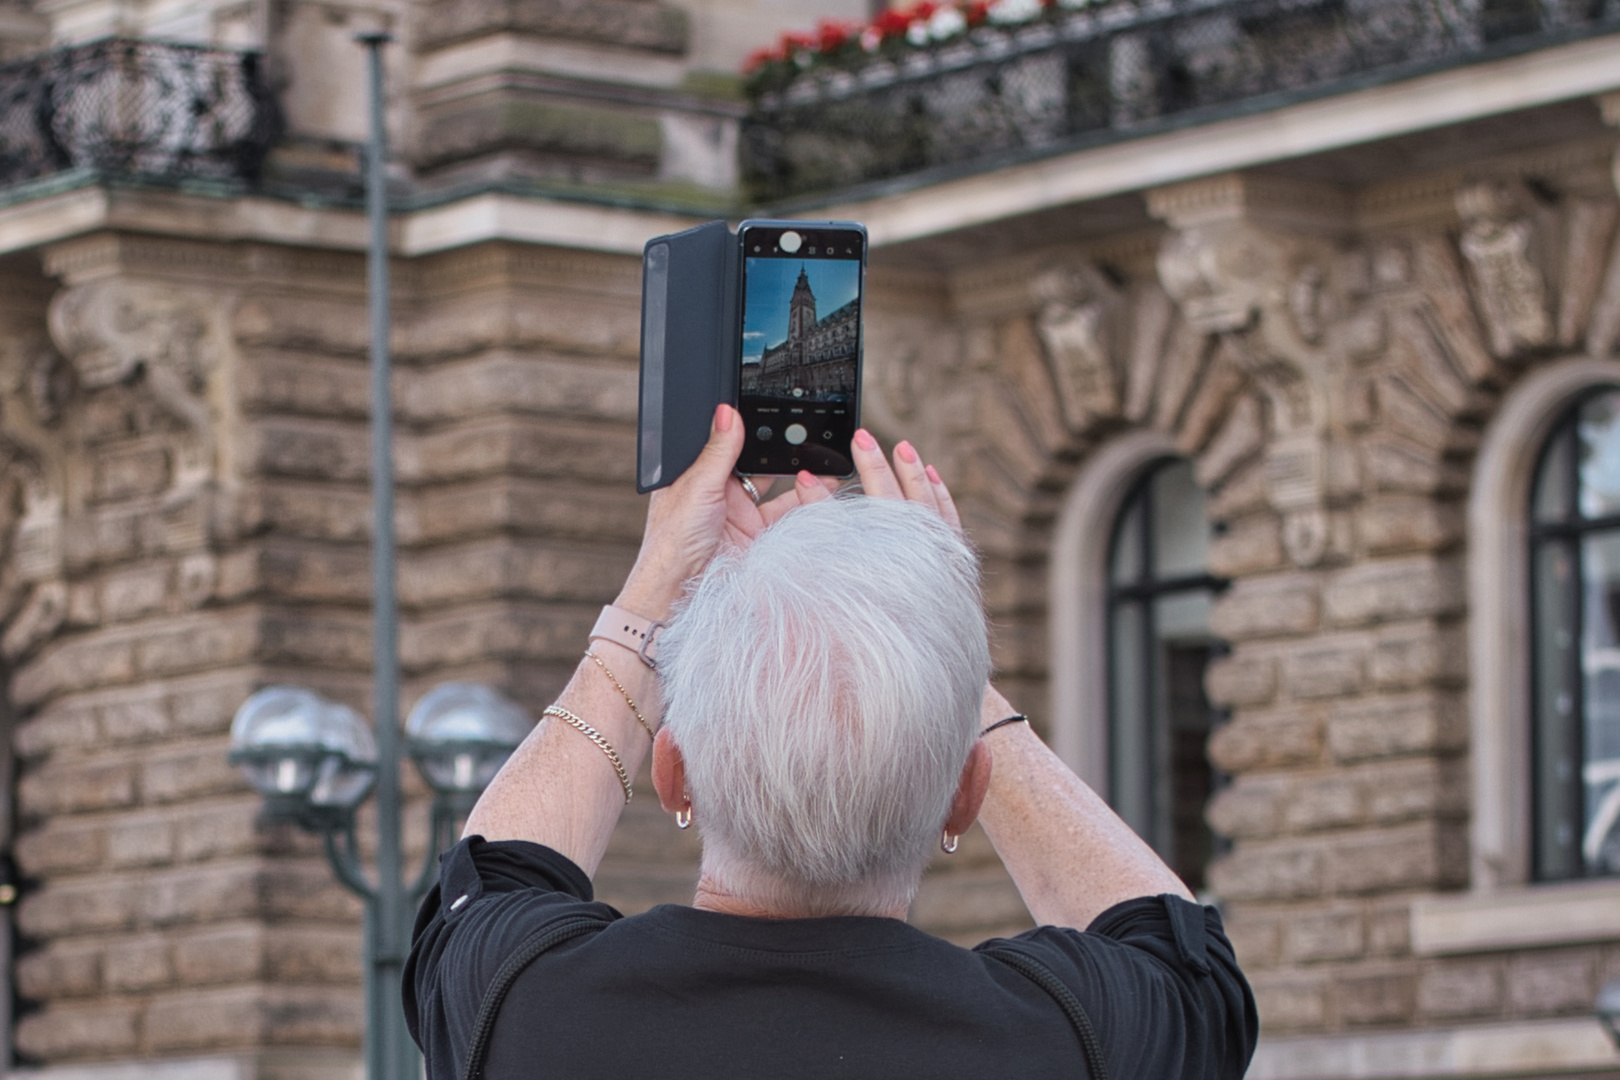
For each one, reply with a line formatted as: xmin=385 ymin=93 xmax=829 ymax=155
xmin=736 ymin=220 xmax=866 ymax=478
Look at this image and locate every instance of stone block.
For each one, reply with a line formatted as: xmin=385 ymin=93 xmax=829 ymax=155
xmin=1364 ymin=758 xmax=1466 ymax=824
xmin=140 ymin=863 xmax=264 ymax=926
xmin=1337 ymin=969 xmax=1416 ymax=1026
xmin=172 ymin=924 xmax=264 ymax=985
xmin=1284 ymin=639 xmax=1367 ymax=700
xmin=19 ymin=758 xmax=136 ymax=816
xmin=14 ymin=632 xmax=138 ymax=704
xmin=142 ymin=741 xmax=244 ymax=804
xmin=399 ymin=353 xmax=638 ymax=425
xmin=17 ymin=877 xmax=138 ymax=937
xmin=400 ymin=541 xmax=638 ymax=610
xmin=246 ymin=482 xmax=372 ymax=543
xmin=259 ymin=861 xmax=363 ymax=922
xmin=1208 ymin=458 xmax=1268 ymax=521
xmin=399 ymin=417 xmax=635 ymax=485
xmin=1221 ymin=905 xmax=1282 ymax=968
xmin=1368 ymin=900 xmax=1412 ymax=956
xmin=103 ymin=937 xmax=173 ymax=992
xmin=169 ymin=674 xmax=255 ymax=736
xmin=1323 ymin=556 xmax=1465 ymax=627
xmin=144 ymin=986 xmax=266 ymax=1051
xmin=1205 ymin=653 xmax=1277 ymax=708
xmin=1506 ymin=948 xmax=1597 ymax=1016
xmin=1207 ymin=840 xmax=1324 ymax=900
xmin=400 ymin=478 xmax=646 ymax=547
xmin=93 ymin=444 xmax=170 ymax=501
xmin=99 ymin=692 xmax=170 ymax=742
xmin=1324 ymin=823 xmax=1459 ymax=895
xmin=15 ymin=819 xmax=105 ymax=874
xmin=251 ymin=420 xmax=371 ymax=482
xmin=1370 ymin=621 xmax=1467 ymax=690
xmin=239 ymin=351 xmax=369 ymax=418
xmin=418 ymin=0 xmax=689 ymax=53
xmin=100 ymin=563 xmax=174 ymax=622
xmin=1281 ymin=772 xmax=1361 ymax=832
xmin=1206 ymin=775 xmax=1290 ymax=839
xmin=257 ymin=544 xmax=373 ymax=603
xmin=174 ymin=799 xmax=263 ymax=862
xmin=260 ymin=610 xmax=374 ymax=668
xmin=16 ymin=943 xmax=102 ymax=999
xmin=14 ymin=1001 xmax=140 ymax=1059
xmin=1208 ymin=708 xmax=1324 ymax=772
xmin=1208 ymin=514 xmax=1284 ymax=577
xmin=1250 ymin=972 xmax=1327 ymax=1032
xmin=15 ymin=703 xmax=99 ymax=757
xmin=136 ymin=611 xmax=260 ymax=679
xmin=1418 ymin=959 xmax=1503 ymax=1018
xmin=402 ymin=601 xmax=595 ymax=670
xmin=1327 ymin=692 xmax=1466 ymax=762
xmin=106 ymin=817 xmax=175 ymax=868
xmin=1362 ymin=435 xmax=1468 ymax=496
xmin=1285 ymin=905 xmax=1367 ymax=963
xmin=1357 ymin=496 xmax=1463 ymax=555
xmin=1209 ymin=574 xmax=1319 ymax=641
xmin=261 ymin=986 xmax=364 ymax=1045
xmin=264 ymin=926 xmax=361 ymax=984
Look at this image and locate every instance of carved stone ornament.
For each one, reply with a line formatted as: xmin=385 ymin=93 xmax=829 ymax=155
xmin=47 ymin=279 xmax=222 ymax=492
xmin=1455 ymin=179 xmax=1553 ymax=358
xmin=1031 ymin=263 xmax=1124 ymax=429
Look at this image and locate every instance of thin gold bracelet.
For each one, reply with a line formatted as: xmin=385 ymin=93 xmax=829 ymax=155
xmin=543 ymin=705 xmax=632 ymax=803
xmin=584 ymin=650 xmax=657 ymax=742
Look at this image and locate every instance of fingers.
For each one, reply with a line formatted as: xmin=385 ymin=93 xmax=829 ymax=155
xmin=852 ymin=428 xmax=902 ymax=498
xmin=684 ymin=404 xmax=745 ymax=491
xmin=927 ymin=464 xmax=964 ymax=535
xmin=757 ymin=471 xmax=837 ymax=529
xmin=892 ymin=440 xmax=941 ymax=515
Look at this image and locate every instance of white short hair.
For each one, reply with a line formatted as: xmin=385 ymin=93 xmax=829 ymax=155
xmin=658 ymin=496 xmax=990 ymax=915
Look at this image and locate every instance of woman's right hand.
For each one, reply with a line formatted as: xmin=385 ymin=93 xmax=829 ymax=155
xmin=797 ymin=428 xmax=963 ymax=534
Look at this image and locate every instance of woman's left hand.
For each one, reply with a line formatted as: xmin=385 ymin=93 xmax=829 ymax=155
xmin=616 ymin=403 xmax=836 ymax=621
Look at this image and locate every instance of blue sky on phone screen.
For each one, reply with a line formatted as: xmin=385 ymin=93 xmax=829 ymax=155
xmin=742 ymin=257 xmax=861 ymax=364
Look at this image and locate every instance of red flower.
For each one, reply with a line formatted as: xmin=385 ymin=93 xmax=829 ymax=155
xmin=965 ymin=0 xmax=991 ymax=25
xmin=817 ymin=19 xmax=852 ymax=52
xmin=911 ymin=2 xmax=939 ymax=18
xmin=780 ymin=29 xmax=816 ymax=54
xmin=875 ymin=8 xmax=912 ymax=37
xmin=743 ymin=45 xmax=779 ymax=72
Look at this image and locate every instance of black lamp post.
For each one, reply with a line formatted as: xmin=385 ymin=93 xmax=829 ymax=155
xmin=229 ymin=682 xmax=532 ymax=1078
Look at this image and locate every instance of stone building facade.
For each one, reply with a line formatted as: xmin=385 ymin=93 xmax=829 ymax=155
xmin=0 ymin=1 xmax=1612 ymax=1079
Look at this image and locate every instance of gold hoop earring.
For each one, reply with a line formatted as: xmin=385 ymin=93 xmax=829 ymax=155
xmin=675 ymin=803 xmax=693 ymax=830
xmin=941 ymin=831 xmax=958 ymax=854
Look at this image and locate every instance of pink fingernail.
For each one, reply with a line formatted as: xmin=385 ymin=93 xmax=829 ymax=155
xmin=797 ymin=470 xmax=816 ymax=485
xmin=896 ymin=441 xmax=919 ymax=464
xmin=926 ymin=464 xmax=942 ymax=483
xmin=714 ymin=404 xmax=733 ymax=432
xmin=854 ymin=429 xmax=877 ymax=451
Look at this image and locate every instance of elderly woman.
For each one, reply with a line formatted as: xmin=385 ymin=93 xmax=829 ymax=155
xmin=405 ymin=408 xmax=1257 ymax=1080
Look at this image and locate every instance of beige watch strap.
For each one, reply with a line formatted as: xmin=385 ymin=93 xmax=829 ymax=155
xmin=589 ymin=604 xmax=666 ymax=669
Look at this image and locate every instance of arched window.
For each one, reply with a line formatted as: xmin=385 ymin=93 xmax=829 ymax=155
xmin=1528 ymin=388 xmax=1620 ymax=881
xmin=1104 ymin=458 xmax=1225 ymax=891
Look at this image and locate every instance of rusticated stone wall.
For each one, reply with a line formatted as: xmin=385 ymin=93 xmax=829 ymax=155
xmin=857 ymin=135 xmax=1620 ymax=1046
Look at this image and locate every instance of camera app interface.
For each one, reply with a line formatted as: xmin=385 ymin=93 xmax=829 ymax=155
xmin=740 ymin=226 xmax=862 ymax=476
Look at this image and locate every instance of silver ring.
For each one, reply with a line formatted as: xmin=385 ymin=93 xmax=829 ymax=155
xmin=739 ymin=476 xmax=762 ymax=504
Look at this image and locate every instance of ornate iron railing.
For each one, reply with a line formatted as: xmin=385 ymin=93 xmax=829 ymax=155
xmin=0 ymin=38 xmax=280 ymax=190
xmin=744 ymin=0 xmax=1620 ymax=203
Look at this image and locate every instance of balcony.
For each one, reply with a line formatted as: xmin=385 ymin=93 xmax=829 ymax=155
xmin=742 ymin=0 xmax=1620 ymax=204
xmin=0 ymin=37 xmax=280 ymax=193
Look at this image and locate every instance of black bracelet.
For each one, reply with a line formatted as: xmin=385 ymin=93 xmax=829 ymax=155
xmin=980 ymin=714 xmax=1028 ymax=737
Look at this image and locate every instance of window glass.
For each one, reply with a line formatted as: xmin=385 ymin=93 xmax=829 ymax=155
xmin=1105 ymin=458 xmax=1224 ymax=892
xmin=1530 ymin=387 xmax=1620 ymax=880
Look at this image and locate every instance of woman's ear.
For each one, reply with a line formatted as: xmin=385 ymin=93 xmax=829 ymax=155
xmin=651 ymin=727 xmax=689 ymax=814
xmin=943 ymin=740 xmax=992 ymax=837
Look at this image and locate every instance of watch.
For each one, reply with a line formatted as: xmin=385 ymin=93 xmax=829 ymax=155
xmin=589 ymin=604 xmax=666 ymax=669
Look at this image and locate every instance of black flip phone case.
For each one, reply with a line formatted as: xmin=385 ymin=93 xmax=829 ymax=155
xmin=636 ymin=220 xmax=740 ymax=493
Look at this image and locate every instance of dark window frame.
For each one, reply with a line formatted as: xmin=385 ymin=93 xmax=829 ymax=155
xmin=1527 ymin=386 xmax=1620 ymax=882
xmin=1103 ymin=457 xmax=1228 ymax=891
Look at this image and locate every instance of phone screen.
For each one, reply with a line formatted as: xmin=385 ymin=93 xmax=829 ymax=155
xmin=738 ymin=222 xmax=865 ymax=477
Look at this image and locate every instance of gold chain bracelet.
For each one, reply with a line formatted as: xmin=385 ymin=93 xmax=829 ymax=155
xmin=584 ymin=650 xmax=657 ymax=741
xmin=543 ymin=705 xmax=632 ymax=803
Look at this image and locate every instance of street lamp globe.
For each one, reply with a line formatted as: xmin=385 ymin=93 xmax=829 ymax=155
xmin=228 ymin=685 xmax=379 ymax=826
xmin=405 ymin=682 xmax=532 ymax=797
